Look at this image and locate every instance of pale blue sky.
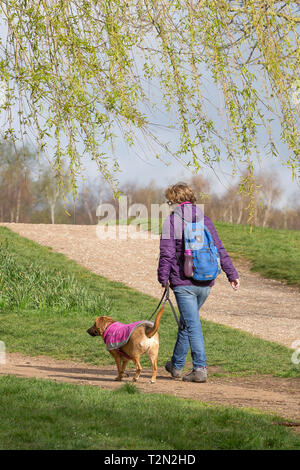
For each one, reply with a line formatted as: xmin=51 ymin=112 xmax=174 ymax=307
xmin=80 ymin=131 xmax=299 ymax=208
xmin=0 ymin=16 xmax=299 ymax=208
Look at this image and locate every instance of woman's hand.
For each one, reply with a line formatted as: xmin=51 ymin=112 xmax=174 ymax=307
xmin=230 ymin=279 xmax=240 ymax=291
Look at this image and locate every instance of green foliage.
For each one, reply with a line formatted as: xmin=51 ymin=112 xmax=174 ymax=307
xmin=0 ymin=1 xmax=299 ymax=194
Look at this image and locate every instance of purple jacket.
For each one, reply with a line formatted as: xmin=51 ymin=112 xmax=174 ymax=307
xmin=157 ymin=202 xmax=239 ymax=288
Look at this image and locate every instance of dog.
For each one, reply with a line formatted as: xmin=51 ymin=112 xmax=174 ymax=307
xmin=87 ymin=306 xmax=164 ymax=383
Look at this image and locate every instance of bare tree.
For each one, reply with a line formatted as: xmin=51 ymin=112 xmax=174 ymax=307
xmin=35 ymin=166 xmax=70 ymax=224
xmin=256 ymin=171 xmax=282 ymax=227
xmin=0 ymin=142 xmax=35 ymax=222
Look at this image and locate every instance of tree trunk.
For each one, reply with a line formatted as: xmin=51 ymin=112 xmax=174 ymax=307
xmin=84 ymin=200 xmax=94 ymax=224
xmin=236 ymin=199 xmax=244 ymax=224
xmin=229 ymin=205 xmax=233 ymax=224
xmin=16 ymin=187 xmax=21 ymax=223
xmin=82 ymin=189 xmax=95 ymax=224
xmin=283 ymin=209 xmax=288 ymax=230
xmin=50 ymin=203 xmax=55 ymax=224
xmin=262 ymin=194 xmax=272 ymax=227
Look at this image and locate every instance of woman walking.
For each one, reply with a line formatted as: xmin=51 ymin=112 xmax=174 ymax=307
xmin=158 ymin=182 xmax=240 ymax=383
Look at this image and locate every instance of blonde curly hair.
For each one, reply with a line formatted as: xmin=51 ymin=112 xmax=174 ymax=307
xmin=165 ymin=182 xmax=196 ymax=205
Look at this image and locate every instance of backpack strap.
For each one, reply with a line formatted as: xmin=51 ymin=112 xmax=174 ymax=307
xmin=173 ymin=206 xmax=186 ymax=223
xmin=173 ymin=206 xmax=203 ymax=230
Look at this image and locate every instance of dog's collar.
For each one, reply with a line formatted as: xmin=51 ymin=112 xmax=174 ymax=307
xmin=101 ymin=320 xmax=116 ymax=336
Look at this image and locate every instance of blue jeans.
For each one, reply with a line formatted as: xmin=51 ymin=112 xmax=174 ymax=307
xmin=171 ymin=285 xmax=210 ymax=370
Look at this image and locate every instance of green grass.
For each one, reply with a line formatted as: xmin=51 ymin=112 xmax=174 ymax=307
xmin=0 ymin=226 xmax=298 ymax=377
xmin=0 ymin=375 xmax=299 ymax=450
xmin=214 ymin=222 xmax=300 ymax=289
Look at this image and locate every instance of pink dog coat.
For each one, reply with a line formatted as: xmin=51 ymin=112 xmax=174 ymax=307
xmin=103 ymin=320 xmax=154 ymax=351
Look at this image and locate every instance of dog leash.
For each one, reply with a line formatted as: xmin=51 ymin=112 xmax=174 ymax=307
xmin=148 ymin=282 xmax=185 ymax=331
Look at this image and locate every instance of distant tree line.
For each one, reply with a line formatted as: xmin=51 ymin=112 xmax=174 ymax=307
xmin=0 ymin=142 xmax=299 ymax=230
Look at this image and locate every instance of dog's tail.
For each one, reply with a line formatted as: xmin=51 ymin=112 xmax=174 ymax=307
xmin=145 ymin=305 xmax=164 ymax=338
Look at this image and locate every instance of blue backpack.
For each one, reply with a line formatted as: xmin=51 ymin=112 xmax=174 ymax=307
xmin=175 ymin=209 xmax=221 ymax=281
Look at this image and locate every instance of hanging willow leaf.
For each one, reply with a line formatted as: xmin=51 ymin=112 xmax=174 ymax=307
xmin=0 ymin=0 xmax=298 ymax=198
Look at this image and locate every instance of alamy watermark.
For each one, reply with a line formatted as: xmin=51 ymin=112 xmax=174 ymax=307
xmin=291 ymin=340 xmax=300 ymax=365
xmin=95 ymin=196 xmax=205 ymax=241
xmin=0 ymin=341 xmax=6 ymax=365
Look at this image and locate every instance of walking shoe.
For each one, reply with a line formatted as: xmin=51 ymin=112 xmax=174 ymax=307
xmin=182 ymin=367 xmax=207 ymax=383
xmin=165 ymin=361 xmax=182 ymax=379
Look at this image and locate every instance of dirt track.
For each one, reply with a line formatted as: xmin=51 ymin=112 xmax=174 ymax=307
xmin=1 ymin=223 xmax=300 ymax=423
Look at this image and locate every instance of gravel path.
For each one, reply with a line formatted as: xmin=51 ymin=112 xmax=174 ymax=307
xmin=2 ymin=223 xmax=300 ymax=349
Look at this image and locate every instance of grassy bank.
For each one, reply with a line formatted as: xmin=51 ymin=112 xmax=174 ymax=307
xmin=0 ymin=375 xmax=299 ymax=450
xmin=0 ymin=226 xmax=298 ymax=377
